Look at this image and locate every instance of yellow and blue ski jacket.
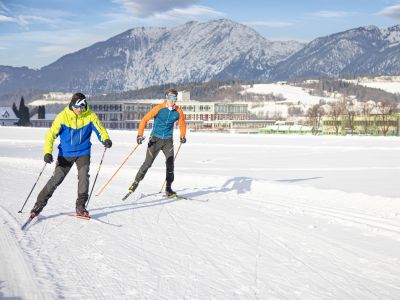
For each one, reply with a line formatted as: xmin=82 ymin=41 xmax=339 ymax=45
xmin=44 ymin=106 xmax=110 ymax=157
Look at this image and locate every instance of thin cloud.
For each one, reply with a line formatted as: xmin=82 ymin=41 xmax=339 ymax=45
xmin=0 ymin=1 xmax=10 ymax=14
xmin=0 ymin=26 xmax=129 ymax=67
xmin=113 ymin=0 xmax=199 ymax=18
xmin=36 ymin=44 xmax=77 ymax=56
xmin=101 ymin=5 xmax=224 ymax=24
xmin=311 ymin=10 xmax=358 ymax=18
xmin=1 ymin=2 xmax=76 ymax=28
xmin=153 ymin=5 xmax=225 ymax=21
xmin=14 ymin=15 xmax=64 ymax=27
xmin=244 ymin=21 xmax=293 ymax=28
xmin=0 ymin=14 xmax=13 ymax=22
xmin=379 ymin=4 xmax=400 ymax=19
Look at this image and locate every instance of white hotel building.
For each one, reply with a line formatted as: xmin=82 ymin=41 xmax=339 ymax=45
xmin=90 ymin=99 xmax=272 ymax=132
xmin=31 ymin=92 xmax=274 ymax=132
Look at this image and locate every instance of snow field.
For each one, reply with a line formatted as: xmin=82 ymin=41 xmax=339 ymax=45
xmin=0 ymin=127 xmax=400 ymax=299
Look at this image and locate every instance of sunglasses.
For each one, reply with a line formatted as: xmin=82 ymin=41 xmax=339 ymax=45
xmin=166 ymin=95 xmax=177 ymax=101
xmin=73 ymin=104 xmax=86 ymax=110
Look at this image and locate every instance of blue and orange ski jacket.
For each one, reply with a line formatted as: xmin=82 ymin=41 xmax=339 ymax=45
xmin=44 ymin=106 xmax=110 ymax=157
xmin=138 ymin=101 xmax=186 ymax=139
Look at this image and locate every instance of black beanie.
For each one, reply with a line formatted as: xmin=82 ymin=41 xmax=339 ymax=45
xmin=69 ymin=93 xmax=87 ymax=110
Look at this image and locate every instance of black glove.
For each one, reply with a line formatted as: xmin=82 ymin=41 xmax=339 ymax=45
xmin=137 ymin=136 xmax=145 ymax=144
xmin=104 ymin=139 xmax=112 ymax=148
xmin=44 ymin=153 xmax=53 ymax=164
xmin=180 ymin=137 xmax=186 ymax=144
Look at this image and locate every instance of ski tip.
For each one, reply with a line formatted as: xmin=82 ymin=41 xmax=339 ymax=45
xmin=21 ymin=217 xmax=34 ymax=230
xmin=66 ymin=214 xmax=91 ymax=220
xmin=167 ymin=194 xmax=187 ymax=200
xmin=167 ymin=195 xmax=208 ymax=202
xmin=122 ymin=192 xmax=132 ymax=201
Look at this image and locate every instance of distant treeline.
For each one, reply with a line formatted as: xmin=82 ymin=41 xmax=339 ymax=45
xmin=3 ymin=78 xmax=399 ymax=110
xmin=91 ymin=80 xmax=262 ymax=102
xmin=296 ymin=79 xmax=400 ymax=103
xmin=93 ymin=78 xmax=400 ymax=104
xmin=0 ymin=89 xmax=47 ymax=106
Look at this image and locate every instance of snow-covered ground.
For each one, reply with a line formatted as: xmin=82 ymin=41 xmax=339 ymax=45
xmin=29 ymin=92 xmax=72 ymax=106
xmin=242 ymin=83 xmax=338 ymax=105
xmin=1 ymin=127 xmax=400 ymax=299
xmin=242 ymin=83 xmax=340 ymax=118
xmin=345 ymin=77 xmax=400 ymax=94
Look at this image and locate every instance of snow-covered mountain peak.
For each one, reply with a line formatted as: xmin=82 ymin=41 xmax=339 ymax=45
xmin=1 ymin=20 xmax=400 ymax=95
xmin=0 ymin=19 xmax=304 ymax=94
xmin=381 ymin=24 xmax=400 ymax=43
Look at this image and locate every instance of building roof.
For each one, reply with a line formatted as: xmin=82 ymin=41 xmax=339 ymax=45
xmin=0 ymin=107 xmax=18 ymax=120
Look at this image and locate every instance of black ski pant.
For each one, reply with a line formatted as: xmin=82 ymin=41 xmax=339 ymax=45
xmin=34 ymin=155 xmax=90 ymax=212
xmin=134 ymin=137 xmax=174 ymax=186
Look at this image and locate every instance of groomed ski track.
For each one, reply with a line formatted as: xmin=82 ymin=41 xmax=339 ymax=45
xmin=1 ymin=127 xmax=400 ymax=299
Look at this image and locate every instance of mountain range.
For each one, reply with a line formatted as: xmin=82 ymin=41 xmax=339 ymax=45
xmin=272 ymin=25 xmax=400 ymax=80
xmin=1 ymin=19 xmax=400 ymax=96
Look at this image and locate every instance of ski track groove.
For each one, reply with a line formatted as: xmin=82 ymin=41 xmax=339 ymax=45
xmin=236 ymin=197 xmax=400 ymax=297
xmin=130 ymin=202 xmax=146 ymax=299
xmin=228 ymin=221 xmax=278 ymax=299
xmin=274 ymin=214 xmax=398 ymax=298
xmin=133 ymin=206 xmax=209 ymax=299
xmin=52 ymin=217 xmax=123 ymax=299
xmin=164 ymin=205 xmax=243 ymax=292
xmin=216 ymin=215 xmax=306 ymax=298
xmin=0 ymin=205 xmax=63 ymax=299
xmin=239 ymin=194 xmax=400 ymax=237
xmin=186 ymin=194 xmax=400 ymax=298
xmin=115 ymin=197 xmax=234 ymax=297
xmin=174 ymin=193 xmax=336 ymax=298
xmin=125 ymin=202 xmax=211 ymax=299
xmin=132 ymin=204 xmax=163 ymax=297
xmin=124 ymin=194 xmax=189 ymax=296
xmin=157 ymin=200 xmax=229 ymax=297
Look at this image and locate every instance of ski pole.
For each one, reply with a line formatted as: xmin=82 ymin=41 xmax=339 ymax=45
xmin=160 ymin=142 xmax=183 ymax=193
xmin=86 ymin=147 xmax=107 ymax=209
xmin=95 ymin=142 xmax=143 ymax=196
xmin=18 ymin=162 xmax=47 ymax=213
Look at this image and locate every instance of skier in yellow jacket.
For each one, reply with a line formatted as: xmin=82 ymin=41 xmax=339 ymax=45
xmin=30 ymin=93 xmax=112 ymax=218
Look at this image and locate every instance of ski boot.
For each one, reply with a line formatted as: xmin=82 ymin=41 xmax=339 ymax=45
xmin=129 ymin=180 xmax=139 ymax=193
xmin=165 ymin=186 xmax=177 ymax=198
xmin=30 ymin=204 xmax=43 ymax=219
xmin=122 ymin=181 xmax=140 ymax=201
xmin=30 ymin=211 xmax=38 ymax=219
xmin=76 ymin=205 xmax=90 ymax=218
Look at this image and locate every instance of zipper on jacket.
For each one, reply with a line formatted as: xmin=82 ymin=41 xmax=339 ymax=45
xmin=75 ymin=115 xmax=78 ymax=150
xmin=164 ymin=110 xmax=171 ymax=139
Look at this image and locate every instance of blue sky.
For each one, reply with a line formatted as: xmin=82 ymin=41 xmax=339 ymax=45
xmin=1 ymin=0 xmax=400 ymax=68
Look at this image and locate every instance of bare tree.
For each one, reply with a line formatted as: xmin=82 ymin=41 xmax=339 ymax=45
xmin=306 ymin=104 xmax=325 ymax=135
xmin=345 ymin=100 xmax=356 ymax=135
xmin=328 ymin=99 xmax=346 ymax=135
xmin=288 ymin=106 xmax=304 ymax=117
xmin=360 ymin=101 xmax=375 ymax=135
xmin=272 ymin=111 xmax=284 ymax=121
xmin=376 ymin=100 xmax=396 ymax=136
